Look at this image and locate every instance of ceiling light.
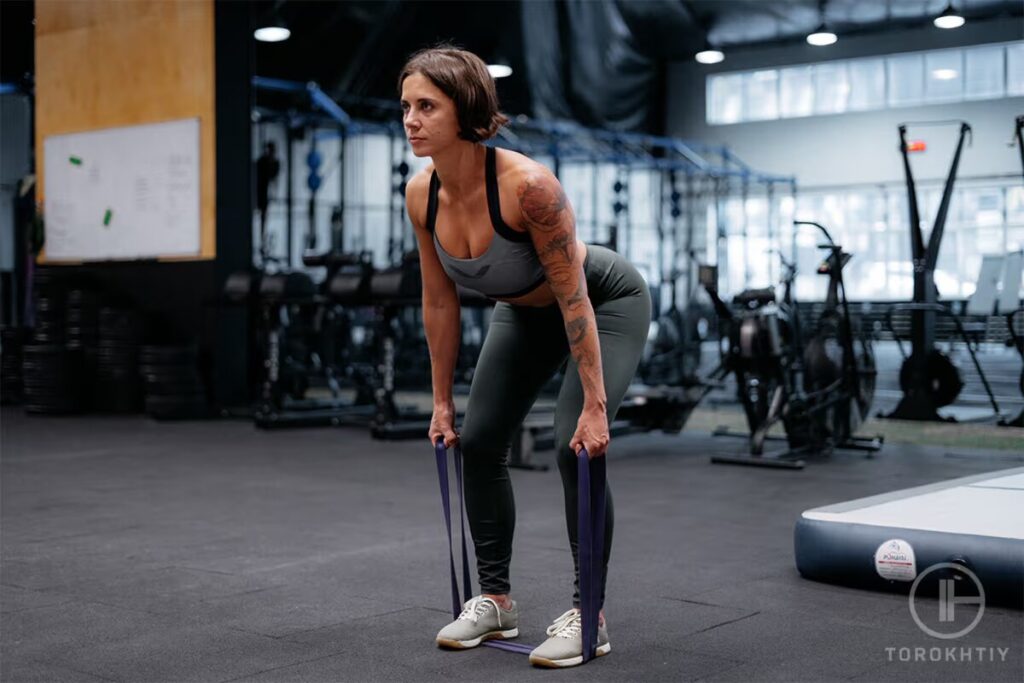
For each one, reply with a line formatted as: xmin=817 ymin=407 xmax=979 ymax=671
xmin=487 ymin=64 xmax=512 ymax=79
xmin=932 ymin=68 xmax=958 ymax=80
xmin=255 ymin=15 xmax=289 ymax=42
xmin=934 ymin=4 xmax=965 ymax=29
xmin=806 ymin=25 xmax=837 ymax=46
xmin=695 ymin=49 xmax=725 ymax=65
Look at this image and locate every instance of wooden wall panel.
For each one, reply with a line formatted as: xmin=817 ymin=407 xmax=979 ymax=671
xmin=35 ymin=0 xmax=216 ymax=261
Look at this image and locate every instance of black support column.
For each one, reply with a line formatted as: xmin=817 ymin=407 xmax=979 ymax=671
xmin=213 ymin=0 xmax=253 ymax=409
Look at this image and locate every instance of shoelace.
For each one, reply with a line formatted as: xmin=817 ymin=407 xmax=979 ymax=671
xmin=457 ymin=595 xmax=504 ymax=627
xmin=546 ymin=608 xmax=582 ymax=639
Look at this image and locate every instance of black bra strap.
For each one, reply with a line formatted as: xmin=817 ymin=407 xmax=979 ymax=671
xmin=485 ymin=147 xmax=532 ymax=243
xmin=426 ymin=171 xmax=440 ymax=234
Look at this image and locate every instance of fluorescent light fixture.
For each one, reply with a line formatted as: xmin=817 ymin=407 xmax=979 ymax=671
xmin=695 ymin=49 xmax=725 ymax=65
xmin=487 ymin=64 xmax=513 ymax=79
xmin=806 ymin=25 xmax=837 ymax=46
xmin=934 ymin=5 xmax=965 ymax=29
xmin=254 ymin=25 xmax=290 ymax=42
xmin=932 ymin=68 xmax=958 ymax=80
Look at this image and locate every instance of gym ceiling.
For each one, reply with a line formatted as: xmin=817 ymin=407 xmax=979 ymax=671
xmin=252 ymin=0 xmax=1023 ymax=115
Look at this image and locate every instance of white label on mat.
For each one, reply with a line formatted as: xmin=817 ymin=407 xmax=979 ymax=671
xmin=875 ymin=538 xmax=917 ymax=581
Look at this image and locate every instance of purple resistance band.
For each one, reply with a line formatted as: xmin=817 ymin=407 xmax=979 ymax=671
xmin=434 ymin=440 xmax=605 ymax=662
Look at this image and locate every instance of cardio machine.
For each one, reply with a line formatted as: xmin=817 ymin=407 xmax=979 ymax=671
xmin=702 ymin=221 xmax=882 ymax=469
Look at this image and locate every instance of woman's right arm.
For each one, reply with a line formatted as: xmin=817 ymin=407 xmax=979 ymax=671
xmin=406 ymin=172 xmax=461 ymax=446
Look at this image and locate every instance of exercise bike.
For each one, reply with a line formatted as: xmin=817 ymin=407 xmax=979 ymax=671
xmin=703 ymin=221 xmax=882 ymax=469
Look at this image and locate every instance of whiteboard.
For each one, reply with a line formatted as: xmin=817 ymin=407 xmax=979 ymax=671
xmin=43 ymin=118 xmax=201 ymax=261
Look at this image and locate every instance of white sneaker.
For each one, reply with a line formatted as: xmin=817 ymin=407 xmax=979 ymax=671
xmin=435 ymin=595 xmax=520 ymax=649
xmin=528 ymin=608 xmax=610 ymax=668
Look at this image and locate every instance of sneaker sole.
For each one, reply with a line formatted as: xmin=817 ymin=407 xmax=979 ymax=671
xmin=436 ymin=627 xmax=520 ymax=649
xmin=529 ymin=642 xmax=611 ymax=668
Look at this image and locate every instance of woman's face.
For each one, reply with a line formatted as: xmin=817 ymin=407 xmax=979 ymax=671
xmin=400 ymin=72 xmax=460 ymax=157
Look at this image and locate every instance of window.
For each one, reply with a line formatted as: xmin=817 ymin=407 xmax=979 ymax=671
xmin=744 ymin=70 xmax=779 ymax=120
xmin=1008 ymin=42 xmax=1024 ymax=96
xmin=779 ymin=66 xmax=814 ymax=118
xmin=706 ymin=41 xmax=1023 ymax=125
xmin=708 ymin=73 xmax=743 ymax=124
xmin=887 ymin=53 xmax=925 ymax=107
xmin=847 ymin=58 xmax=885 ymax=111
xmin=925 ymin=50 xmax=964 ymax=103
xmin=964 ymin=45 xmax=1005 ymax=100
xmin=814 ymin=62 xmax=850 ymax=114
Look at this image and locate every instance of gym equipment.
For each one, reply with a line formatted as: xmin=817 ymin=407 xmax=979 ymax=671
xmin=435 ymin=441 xmax=606 ymax=663
xmin=248 ymin=253 xmax=381 ymax=429
xmin=254 ymin=140 xmax=280 ymax=266
xmin=93 ymin=307 xmax=144 ymax=414
xmin=1002 ymin=308 xmax=1024 ymax=427
xmin=0 ymin=326 xmax=25 ymax=404
xmin=368 ymin=252 xmax=461 ymax=440
xmin=641 ymin=170 xmax=705 ymax=387
xmin=141 ymin=344 xmax=211 ymax=420
xmin=881 ymin=120 xmax=983 ymax=422
xmin=21 ymin=343 xmax=84 ymax=415
xmin=964 ymin=254 xmax=1003 ymax=317
xmin=703 ymin=221 xmax=882 ymax=469
xmin=795 ymin=467 xmax=1024 ymax=608
xmin=1000 ymin=116 xmax=1024 ymax=428
xmin=883 ymin=303 xmax=1002 ymax=422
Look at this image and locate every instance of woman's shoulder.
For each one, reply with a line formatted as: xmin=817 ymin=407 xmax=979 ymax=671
xmin=405 ymin=165 xmax=434 ymax=203
xmin=494 ymin=147 xmax=557 ymax=187
xmin=404 ymin=165 xmax=435 ymax=231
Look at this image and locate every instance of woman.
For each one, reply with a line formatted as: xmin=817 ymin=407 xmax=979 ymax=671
xmin=399 ymin=46 xmax=651 ymax=668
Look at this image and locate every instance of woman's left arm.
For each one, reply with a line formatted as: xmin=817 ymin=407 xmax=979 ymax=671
xmin=515 ymin=167 xmax=609 ymax=457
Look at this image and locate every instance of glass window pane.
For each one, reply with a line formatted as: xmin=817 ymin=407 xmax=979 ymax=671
xmin=925 ymin=50 xmax=963 ymax=103
xmin=708 ymin=73 xmax=744 ymax=124
xmin=744 ymin=70 xmax=779 ymax=121
xmin=847 ymin=58 xmax=885 ymax=111
xmin=724 ymin=197 xmax=745 ymax=234
xmin=1007 ymin=42 xmax=1024 ymax=97
xmin=779 ymin=66 xmax=813 ymax=118
xmin=1008 ymin=186 xmax=1024 ymax=225
xmin=887 ymin=53 xmax=925 ymax=107
xmin=814 ymin=62 xmax=850 ymax=114
xmin=962 ymin=188 xmax=1005 ymax=228
xmin=1008 ymin=227 xmax=1024 ymax=254
xmin=745 ymin=196 xmax=768 ymax=236
xmin=964 ymin=45 xmax=1005 ymax=100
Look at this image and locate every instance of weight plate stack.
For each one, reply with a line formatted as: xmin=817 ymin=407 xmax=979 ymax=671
xmin=93 ymin=308 xmax=143 ymax=413
xmin=139 ymin=344 xmax=210 ymax=420
xmin=65 ymin=288 xmax=101 ymax=397
xmin=1 ymin=326 xmax=27 ymax=404
xmin=65 ymin=289 xmax=100 ymax=350
xmin=30 ymin=268 xmax=66 ymax=345
xmin=21 ymin=343 xmax=86 ymax=414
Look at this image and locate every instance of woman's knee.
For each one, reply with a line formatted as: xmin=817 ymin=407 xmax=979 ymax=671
xmin=459 ymin=421 xmax=508 ymax=471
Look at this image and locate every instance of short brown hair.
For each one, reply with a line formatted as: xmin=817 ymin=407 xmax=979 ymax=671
xmin=397 ymin=45 xmax=509 ymax=143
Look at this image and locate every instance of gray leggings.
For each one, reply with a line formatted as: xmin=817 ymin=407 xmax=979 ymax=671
xmin=459 ymin=244 xmax=651 ymax=608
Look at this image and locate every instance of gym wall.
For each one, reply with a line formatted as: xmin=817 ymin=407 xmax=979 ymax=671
xmin=31 ymin=0 xmax=254 ymax=406
xmin=667 ymin=18 xmax=1024 ymax=189
xmin=34 ymin=0 xmax=217 ymax=260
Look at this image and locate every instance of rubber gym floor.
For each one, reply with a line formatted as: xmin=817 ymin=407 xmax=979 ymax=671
xmin=2 ymin=396 xmax=1022 ymax=683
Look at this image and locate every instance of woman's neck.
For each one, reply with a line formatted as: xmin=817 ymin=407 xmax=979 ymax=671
xmin=431 ymin=142 xmax=486 ymax=198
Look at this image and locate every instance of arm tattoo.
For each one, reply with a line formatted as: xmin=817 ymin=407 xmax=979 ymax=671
xmin=566 ymin=317 xmax=588 ymax=346
xmin=519 ymin=170 xmax=606 ymax=406
xmin=518 ymin=178 xmax=569 ymax=232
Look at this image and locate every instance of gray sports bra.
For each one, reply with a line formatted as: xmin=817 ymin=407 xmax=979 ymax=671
xmin=427 ymin=146 xmax=547 ymax=299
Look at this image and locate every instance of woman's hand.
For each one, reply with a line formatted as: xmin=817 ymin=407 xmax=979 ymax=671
xmin=570 ymin=405 xmax=610 ymax=459
xmin=429 ymin=401 xmax=459 ymax=449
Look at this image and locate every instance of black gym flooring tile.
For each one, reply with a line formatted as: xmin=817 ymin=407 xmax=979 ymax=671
xmin=1 ymin=407 xmax=1022 ymax=682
